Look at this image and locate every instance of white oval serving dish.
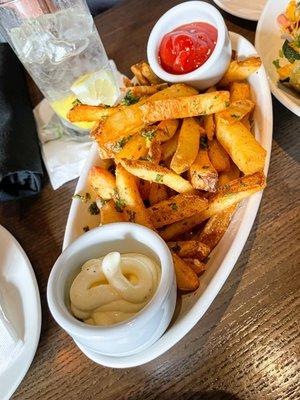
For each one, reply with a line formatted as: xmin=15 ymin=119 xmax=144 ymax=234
xmin=255 ymin=0 xmax=300 ymax=117
xmin=63 ymin=31 xmax=273 ymax=368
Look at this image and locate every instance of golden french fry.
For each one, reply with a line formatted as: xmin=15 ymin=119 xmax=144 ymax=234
xmin=149 ymin=193 xmax=208 ymax=228
xmin=149 ymin=183 xmax=169 ymax=206
xmin=139 ymin=62 xmax=162 ymax=84
xmin=100 ymin=199 xmax=126 ymax=225
xmin=88 ymin=166 xmax=117 ymax=200
xmin=216 ymin=117 xmax=266 ymax=174
xmin=115 ymin=164 xmax=154 ymax=229
xmin=170 ymin=117 xmax=202 ymax=174
xmin=208 ymin=139 xmax=231 ymax=172
xmin=203 ymin=114 xmax=215 ymax=141
xmin=229 ymin=82 xmax=251 ymax=102
xmin=95 ymin=84 xmax=198 ymax=148
xmin=168 ymin=240 xmax=210 ymax=260
xmin=140 ymin=91 xmax=230 ymax=123
xmin=198 ymin=205 xmax=237 ymax=251
xmin=189 ymin=148 xmax=218 ymax=192
xmin=67 ymin=104 xmax=125 ymax=123
xmin=160 ymin=172 xmax=266 ymax=240
xmin=217 ymin=100 xmax=255 ymax=125
xmin=219 ymin=57 xmax=262 ymax=86
xmin=241 ymin=116 xmax=252 ymax=131
xmin=116 ymin=133 xmax=148 ymax=160
xmin=120 ymin=159 xmax=194 ymax=193
xmin=183 ymin=258 xmax=206 ymax=276
xmin=172 ymin=253 xmax=199 ymax=291
xmin=131 ymin=62 xmax=150 ymax=85
xmin=218 ymin=162 xmax=240 ymax=186
xmin=155 ymin=119 xmax=179 ymax=142
xmin=125 ymin=83 xmax=168 ymax=97
xmin=148 ymin=140 xmax=162 ymax=164
xmin=161 ymin=130 xmax=180 ymax=161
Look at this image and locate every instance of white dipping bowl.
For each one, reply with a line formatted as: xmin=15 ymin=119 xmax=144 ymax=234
xmin=147 ymin=1 xmax=231 ymax=90
xmin=47 ymin=223 xmax=176 ymax=358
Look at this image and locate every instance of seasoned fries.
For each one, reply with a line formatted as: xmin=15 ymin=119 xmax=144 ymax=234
xmin=216 ymin=118 xmax=266 ymax=174
xmin=189 ymin=148 xmax=218 ymax=191
xmin=124 ymin=83 xmax=168 ymax=97
xmin=68 ymin=104 xmax=125 ymax=122
xmin=172 ymin=253 xmax=199 ymax=291
xmin=120 ymin=159 xmax=194 ymax=193
xmin=115 ymin=164 xmax=154 ymax=229
xmin=161 ymin=172 xmax=266 ymax=241
xmin=140 ymin=91 xmax=230 ymax=123
xmin=89 ymin=167 xmax=117 ymax=200
xmin=72 ymin=55 xmax=267 ymax=294
xmin=100 ymin=200 xmax=126 ymax=225
xmin=219 ymin=57 xmax=262 ymax=86
xmin=217 ymin=99 xmax=255 ymax=125
xmin=208 ymin=139 xmax=231 ymax=172
xmin=170 ymin=117 xmax=202 ymax=174
xmin=168 ymin=240 xmax=210 ymax=260
xmin=149 ymin=193 xmax=208 ymax=228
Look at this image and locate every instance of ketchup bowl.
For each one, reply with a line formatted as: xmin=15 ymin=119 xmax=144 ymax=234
xmin=47 ymin=223 xmax=176 ymax=359
xmin=147 ymin=1 xmax=231 ymax=90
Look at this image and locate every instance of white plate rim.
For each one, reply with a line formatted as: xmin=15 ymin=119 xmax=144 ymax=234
xmin=0 ymin=225 xmax=42 ymax=399
xmin=63 ymin=31 xmax=273 ymax=368
xmin=213 ymin=0 xmax=265 ymax=21
xmin=255 ymin=0 xmax=300 ymax=117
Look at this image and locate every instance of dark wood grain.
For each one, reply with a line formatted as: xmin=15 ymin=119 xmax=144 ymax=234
xmin=1 ymin=1 xmax=299 ymax=399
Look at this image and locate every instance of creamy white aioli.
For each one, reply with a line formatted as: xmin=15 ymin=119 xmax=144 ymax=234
xmin=70 ymin=252 xmax=160 ymax=326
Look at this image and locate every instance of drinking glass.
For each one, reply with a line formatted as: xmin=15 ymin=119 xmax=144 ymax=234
xmin=0 ymin=0 xmax=119 ymax=139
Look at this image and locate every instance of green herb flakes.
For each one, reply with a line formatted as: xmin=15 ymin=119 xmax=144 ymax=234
xmin=155 ymin=174 xmax=164 ymax=183
xmin=122 ymin=90 xmax=139 ymax=105
xmin=115 ymin=198 xmax=125 ymax=212
xmin=272 ymin=59 xmax=280 ymax=69
xmin=72 ymin=98 xmax=82 ymax=106
xmin=88 ymin=202 xmax=100 ymax=215
xmin=170 ymin=203 xmax=178 ymax=211
xmin=72 ymin=192 xmax=91 ymax=203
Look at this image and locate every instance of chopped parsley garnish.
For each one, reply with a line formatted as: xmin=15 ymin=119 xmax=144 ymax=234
xmin=170 ymin=203 xmax=178 ymax=211
xmin=230 ymin=114 xmax=240 ymax=119
xmin=225 ymin=101 xmax=230 ymax=107
xmin=97 ymin=198 xmax=108 ymax=208
xmin=122 ymin=90 xmax=140 ymax=105
xmin=200 ymin=136 xmax=208 ymax=150
xmin=115 ymin=198 xmax=125 ymax=212
xmin=88 ymin=202 xmax=100 ymax=215
xmin=113 ymin=136 xmax=132 ymax=152
xmin=214 ymin=95 xmax=219 ymax=99
xmin=72 ymin=98 xmax=82 ymax=106
xmin=272 ymin=59 xmax=280 ymax=69
xmin=279 ymin=49 xmax=284 ymax=58
xmin=72 ymin=192 xmax=91 ymax=203
xmin=83 ymin=226 xmax=90 ymax=232
xmin=128 ymin=210 xmax=136 ymax=222
xmin=141 ymin=129 xmax=156 ymax=141
xmin=155 ymin=174 xmax=164 ymax=183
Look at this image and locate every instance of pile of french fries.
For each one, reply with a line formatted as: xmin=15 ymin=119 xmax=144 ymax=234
xmin=68 ymin=57 xmax=267 ymax=292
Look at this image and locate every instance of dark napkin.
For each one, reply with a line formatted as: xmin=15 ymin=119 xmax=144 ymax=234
xmin=0 ymin=43 xmax=43 ymax=201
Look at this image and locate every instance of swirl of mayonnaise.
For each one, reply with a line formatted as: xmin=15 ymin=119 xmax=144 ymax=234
xmin=70 ymin=252 xmax=160 ymax=326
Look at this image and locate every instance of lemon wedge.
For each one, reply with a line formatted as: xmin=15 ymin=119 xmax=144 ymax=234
xmin=71 ymin=69 xmax=119 ymax=106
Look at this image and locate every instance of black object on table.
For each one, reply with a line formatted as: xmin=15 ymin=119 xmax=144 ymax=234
xmin=0 ymin=43 xmax=43 ymax=202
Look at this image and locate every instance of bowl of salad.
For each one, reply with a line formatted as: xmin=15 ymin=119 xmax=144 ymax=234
xmin=256 ymin=0 xmax=300 ymax=116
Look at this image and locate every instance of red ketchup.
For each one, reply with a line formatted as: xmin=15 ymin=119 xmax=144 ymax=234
xmin=158 ymin=22 xmax=218 ymax=75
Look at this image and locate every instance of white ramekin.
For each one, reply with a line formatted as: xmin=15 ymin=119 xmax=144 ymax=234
xmin=47 ymin=223 xmax=176 ymax=358
xmin=147 ymin=1 xmax=232 ymax=90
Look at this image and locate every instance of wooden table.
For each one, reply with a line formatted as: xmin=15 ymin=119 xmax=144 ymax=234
xmin=1 ymin=1 xmax=299 ymax=399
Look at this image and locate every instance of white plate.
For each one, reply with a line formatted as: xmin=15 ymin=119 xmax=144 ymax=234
xmin=0 ymin=226 xmax=41 ymax=399
xmin=255 ymin=0 xmax=300 ymax=117
xmin=63 ymin=32 xmax=272 ymax=368
xmin=213 ymin=0 xmax=267 ymax=21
